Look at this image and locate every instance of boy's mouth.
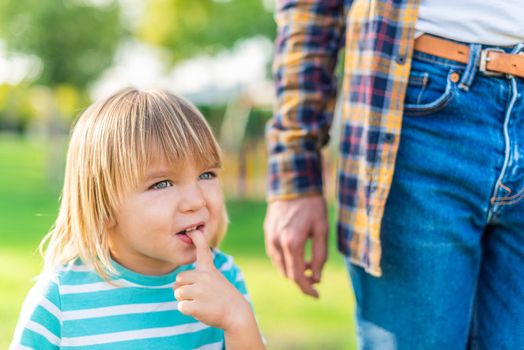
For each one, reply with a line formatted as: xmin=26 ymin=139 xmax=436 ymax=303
xmin=176 ymin=223 xmax=205 ymax=235
xmin=175 ymin=223 xmax=205 ymax=244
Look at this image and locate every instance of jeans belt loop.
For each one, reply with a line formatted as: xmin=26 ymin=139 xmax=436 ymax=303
xmin=459 ymin=43 xmax=481 ymax=91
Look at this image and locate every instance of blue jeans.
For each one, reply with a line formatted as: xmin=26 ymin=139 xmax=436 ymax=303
xmin=347 ymin=42 xmax=524 ymax=349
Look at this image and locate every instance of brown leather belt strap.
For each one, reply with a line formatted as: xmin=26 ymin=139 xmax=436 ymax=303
xmin=414 ymin=35 xmax=524 ymax=79
xmin=414 ymin=35 xmax=470 ymax=64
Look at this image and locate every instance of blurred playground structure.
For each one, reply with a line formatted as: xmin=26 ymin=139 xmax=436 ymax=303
xmin=218 ymin=81 xmax=339 ymax=200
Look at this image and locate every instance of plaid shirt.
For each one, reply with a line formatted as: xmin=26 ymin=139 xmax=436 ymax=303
xmin=267 ymin=0 xmax=421 ymax=276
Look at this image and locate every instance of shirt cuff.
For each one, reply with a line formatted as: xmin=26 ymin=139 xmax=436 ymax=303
xmin=267 ymin=150 xmax=324 ymax=202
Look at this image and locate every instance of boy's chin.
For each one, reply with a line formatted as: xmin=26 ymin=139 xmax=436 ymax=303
xmin=176 ymin=252 xmax=198 ymax=267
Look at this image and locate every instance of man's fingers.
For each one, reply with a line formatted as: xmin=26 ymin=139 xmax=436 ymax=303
xmin=282 ymin=235 xmax=319 ymax=298
xmin=310 ymin=222 xmax=328 ymax=283
xmin=264 ymin=214 xmax=287 ymax=277
xmin=187 ymin=230 xmax=214 ymax=270
xmin=265 ymin=234 xmax=287 ymax=277
xmin=263 ymin=196 xmax=328 ymax=298
xmin=281 ymin=231 xmax=304 ymax=281
xmin=272 ymin=245 xmax=288 ymax=277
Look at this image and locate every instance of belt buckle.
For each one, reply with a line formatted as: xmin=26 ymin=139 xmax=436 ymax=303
xmin=479 ymin=48 xmax=505 ymax=76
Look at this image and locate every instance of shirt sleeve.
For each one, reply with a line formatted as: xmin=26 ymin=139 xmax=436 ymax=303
xmin=267 ymin=0 xmax=347 ymax=201
xmin=214 ymin=251 xmax=266 ymax=347
xmin=10 ymin=275 xmax=62 ymax=350
xmin=215 ymin=252 xmax=249 ymax=298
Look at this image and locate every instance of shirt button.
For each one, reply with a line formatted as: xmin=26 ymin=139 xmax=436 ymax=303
xmin=396 ymin=55 xmax=407 ymax=65
xmin=384 ymin=134 xmax=395 ymax=143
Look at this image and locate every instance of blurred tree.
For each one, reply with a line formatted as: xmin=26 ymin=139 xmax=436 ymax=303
xmin=0 ymin=0 xmax=124 ymax=90
xmin=0 ymin=83 xmax=35 ymax=132
xmin=0 ymin=0 xmax=124 ymax=132
xmin=0 ymin=0 xmax=276 ymax=190
xmin=138 ymin=0 xmax=275 ymax=62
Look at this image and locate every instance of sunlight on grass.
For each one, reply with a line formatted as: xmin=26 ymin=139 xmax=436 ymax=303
xmin=238 ymin=258 xmax=356 ymax=349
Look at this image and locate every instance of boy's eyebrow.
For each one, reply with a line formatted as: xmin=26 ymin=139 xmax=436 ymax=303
xmin=143 ymin=161 xmax=221 ymax=181
xmin=206 ymin=161 xmax=221 ymax=169
xmin=144 ymin=170 xmax=172 ymax=181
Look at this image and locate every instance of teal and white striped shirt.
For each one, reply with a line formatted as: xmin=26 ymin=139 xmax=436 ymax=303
xmin=10 ymin=250 xmax=249 ymax=350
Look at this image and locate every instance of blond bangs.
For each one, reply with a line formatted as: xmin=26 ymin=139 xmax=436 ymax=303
xmin=142 ymin=91 xmax=222 ymax=176
xmin=40 ymin=88 xmax=224 ymax=280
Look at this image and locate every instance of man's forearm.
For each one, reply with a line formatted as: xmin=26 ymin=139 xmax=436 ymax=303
xmin=268 ymin=0 xmax=346 ymax=200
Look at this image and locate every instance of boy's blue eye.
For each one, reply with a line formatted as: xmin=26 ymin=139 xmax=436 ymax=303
xmin=150 ymin=180 xmax=172 ymax=190
xmin=199 ymin=171 xmax=217 ymax=180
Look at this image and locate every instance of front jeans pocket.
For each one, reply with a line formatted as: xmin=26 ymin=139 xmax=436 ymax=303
xmin=404 ymin=58 xmax=459 ymax=116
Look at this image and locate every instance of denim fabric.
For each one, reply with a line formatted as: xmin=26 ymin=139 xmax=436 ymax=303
xmin=347 ymin=42 xmax=524 ymax=350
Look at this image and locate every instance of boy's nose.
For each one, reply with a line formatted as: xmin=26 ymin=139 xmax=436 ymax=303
xmin=179 ymin=183 xmax=206 ymax=212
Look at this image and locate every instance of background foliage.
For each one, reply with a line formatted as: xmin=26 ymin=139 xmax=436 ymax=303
xmin=138 ymin=0 xmax=275 ymax=62
xmin=0 ymin=0 xmax=123 ymax=89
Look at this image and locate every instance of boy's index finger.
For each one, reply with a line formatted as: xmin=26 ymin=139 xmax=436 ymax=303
xmin=187 ymin=230 xmax=214 ymax=270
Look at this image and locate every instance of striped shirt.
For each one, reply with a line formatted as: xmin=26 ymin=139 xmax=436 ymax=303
xmin=10 ymin=250 xmax=248 ymax=350
xmin=267 ymin=0 xmax=421 ymax=276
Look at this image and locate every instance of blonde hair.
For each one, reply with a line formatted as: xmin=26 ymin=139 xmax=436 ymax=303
xmin=40 ymin=88 xmax=228 ymax=279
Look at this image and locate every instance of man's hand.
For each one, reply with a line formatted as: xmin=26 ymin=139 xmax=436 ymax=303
xmin=264 ymin=195 xmax=329 ymax=298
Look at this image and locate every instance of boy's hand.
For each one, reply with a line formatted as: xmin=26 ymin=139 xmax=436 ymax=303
xmin=173 ymin=230 xmax=251 ymax=331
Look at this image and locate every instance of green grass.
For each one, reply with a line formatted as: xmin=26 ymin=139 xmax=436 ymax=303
xmin=0 ymin=135 xmax=357 ymax=349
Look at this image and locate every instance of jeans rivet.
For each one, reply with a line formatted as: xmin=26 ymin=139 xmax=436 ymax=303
xmin=450 ymin=72 xmax=461 ymax=83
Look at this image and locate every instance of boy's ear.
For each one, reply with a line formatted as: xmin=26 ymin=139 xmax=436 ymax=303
xmin=106 ymin=216 xmax=116 ymax=229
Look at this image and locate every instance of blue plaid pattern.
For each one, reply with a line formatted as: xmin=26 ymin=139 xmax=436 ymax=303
xmin=267 ymin=0 xmax=421 ymax=276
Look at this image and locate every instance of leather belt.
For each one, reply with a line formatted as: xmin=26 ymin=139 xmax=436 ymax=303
xmin=414 ymin=35 xmax=524 ymax=79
